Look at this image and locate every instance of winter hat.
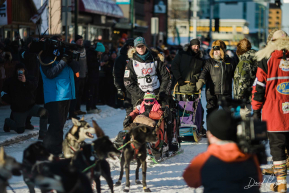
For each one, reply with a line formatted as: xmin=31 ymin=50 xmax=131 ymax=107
xmin=143 ymin=92 xmax=156 ymax=100
xmin=236 ymin=38 xmax=252 ymax=56
xmin=207 ymin=109 xmax=237 ymax=141
xmin=209 ymin=40 xmax=226 ymax=60
xmin=266 ymin=29 xmax=279 ymax=44
xmin=134 ymin=37 xmax=146 ymax=47
xmin=95 ymin=42 xmax=105 ymax=53
xmin=271 ymin=30 xmax=288 ymax=41
xmin=125 ymin=38 xmax=134 ymax=46
xmin=190 ymin=39 xmax=200 ymax=46
xmin=75 ymin=35 xmax=83 ymax=42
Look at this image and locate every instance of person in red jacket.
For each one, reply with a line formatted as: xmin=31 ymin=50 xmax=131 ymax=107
xmin=183 ymin=109 xmax=262 ymax=193
xmin=251 ymin=30 xmax=289 ymax=192
xmin=123 ymin=92 xmax=163 ymax=127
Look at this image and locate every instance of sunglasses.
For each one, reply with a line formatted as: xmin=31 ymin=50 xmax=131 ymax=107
xmin=213 ymin=46 xmax=220 ymax=50
xmin=144 ymin=99 xmax=155 ymax=103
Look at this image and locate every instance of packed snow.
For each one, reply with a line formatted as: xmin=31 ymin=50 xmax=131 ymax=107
xmin=2 ymin=93 xmax=277 ymax=193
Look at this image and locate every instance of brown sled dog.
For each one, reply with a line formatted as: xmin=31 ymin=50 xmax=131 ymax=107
xmin=115 ymin=124 xmax=158 ymax=192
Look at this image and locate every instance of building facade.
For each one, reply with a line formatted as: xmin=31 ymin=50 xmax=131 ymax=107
xmin=268 ymin=3 xmax=282 ymax=32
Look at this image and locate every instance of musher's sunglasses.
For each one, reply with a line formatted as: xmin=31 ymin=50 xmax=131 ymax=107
xmin=213 ymin=46 xmax=220 ymax=50
xmin=144 ymin=99 xmax=155 ymax=103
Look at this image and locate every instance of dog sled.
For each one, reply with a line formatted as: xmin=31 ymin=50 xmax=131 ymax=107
xmin=173 ymin=81 xmax=203 ymax=142
xmin=113 ymin=96 xmax=183 ymax=163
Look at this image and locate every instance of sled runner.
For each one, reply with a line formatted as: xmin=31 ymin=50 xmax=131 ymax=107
xmin=173 ymin=81 xmax=203 ymax=142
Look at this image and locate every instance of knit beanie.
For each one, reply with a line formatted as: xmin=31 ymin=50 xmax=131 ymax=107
xmin=190 ymin=39 xmax=200 ymax=46
xmin=75 ymin=35 xmax=83 ymax=42
xmin=143 ymin=92 xmax=156 ymax=99
xmin=95 ymin=42 xmax=105 ymax=53
xmin=207 ymin=109 xmax=237 ymax=141
xmin=125 ymin=38 xmax=134 ymax=46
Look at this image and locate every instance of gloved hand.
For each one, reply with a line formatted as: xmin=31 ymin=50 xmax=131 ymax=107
xmin=123 ymin=116 xmax=132 ymax=127
xmin=196 ymin=79 xmax=205 ymax=91
xmin=190 ymin=76 xmax=197 ymax=85
xmin=141 ymin=111 xmax=150 ymax=117
xmin=177 ymin=78 xmax=185 ymax=86
xmin=62 ymin=53 xmax=73 ymax=64
xmin=252 ymin=110 xmax=261 ymax=120
xmin=117 ymin=89 xmax=125 ymax=100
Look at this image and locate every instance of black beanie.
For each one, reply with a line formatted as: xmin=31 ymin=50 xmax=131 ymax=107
xmin=125 ymin=38 xmax=134 ymax=46
xmin=207 ymin=110 xmax=237 ymax=141
xmin=75 ymin=35 xmax=83 ymax=42
xmin=190 ymin=38 xmax=200 ymax=46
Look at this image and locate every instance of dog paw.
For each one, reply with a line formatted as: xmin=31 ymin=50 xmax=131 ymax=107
xmin=123 ymin=186 xmax=130 ymax=192
xmin=135 ymin=180 xmax=142 ymax=185
xmin=143 ymin=187 xmax=151 ymax=192
xmin=115 ymin=181 xmax=121 ymax=186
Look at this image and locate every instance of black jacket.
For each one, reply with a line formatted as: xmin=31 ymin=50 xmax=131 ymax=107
xmin=171 ymin=44 xmax=205 ymax=93
xmin=86 ymin=48 xmax=100 ymax=84
xmin=124 ymin=48 xmax=170 ymax=103
xmin=171 ymin=44 xmax=204 ymax=81
xmin=2 ymin=64 xmax=38 ymax=112
xmin=200 ymin=56 xmax=236 ymax=95
xmin=113 ymin=44 xmax=130 ymax=91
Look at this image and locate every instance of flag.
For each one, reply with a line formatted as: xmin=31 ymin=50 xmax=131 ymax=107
xmin=30 ymin=0 xmax=48 ymax=24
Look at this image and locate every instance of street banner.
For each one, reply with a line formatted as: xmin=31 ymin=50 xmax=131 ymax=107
xmin=154 ymin=0 xmax=166 ymax=14
xmin=0 ymin=0 xmax=11 ymax=26
xmin=116 ymin=0 xmax=130 ymax=4
xmin=30 ymin=0 xmax=48 ymax=23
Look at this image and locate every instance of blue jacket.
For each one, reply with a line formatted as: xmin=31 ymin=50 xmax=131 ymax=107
xmin=40 ymin=60 xmax=75 ymax=104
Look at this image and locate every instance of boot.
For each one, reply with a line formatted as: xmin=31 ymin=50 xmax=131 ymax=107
xmin=270 ymin=161 xmax=287 ymax=192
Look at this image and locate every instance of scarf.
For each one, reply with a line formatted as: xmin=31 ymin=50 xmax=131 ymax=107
xmin=137 ymin=50 xmax=150 ymax=61
xmin=139 ymin=100 xmax=161 ymax=114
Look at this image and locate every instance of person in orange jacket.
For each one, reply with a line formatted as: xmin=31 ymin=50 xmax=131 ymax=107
xmin=183 ymin=109 xmax=262 ymax=193
xmin=123 ymin=92 xmax=163 ymax=127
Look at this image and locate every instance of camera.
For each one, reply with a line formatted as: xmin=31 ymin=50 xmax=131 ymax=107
xmin=30 ymin=38 xmax=80 ymax=62
xmin=219 ymin=97 xmax=268 ymax=164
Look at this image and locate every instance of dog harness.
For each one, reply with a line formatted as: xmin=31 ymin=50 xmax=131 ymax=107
xmin=130 ymin=143 xmax=140 ymax=159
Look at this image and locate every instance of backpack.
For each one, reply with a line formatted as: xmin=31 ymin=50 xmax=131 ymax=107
xmin=233 ymin=59 xmax=257 ymax=101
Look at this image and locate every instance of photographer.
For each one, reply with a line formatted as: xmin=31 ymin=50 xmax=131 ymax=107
xmin=252 ymin=30 xmax=289 ymax=192
xmin=2 ymin=63 xmax=47 ymax=139
xmin=39 ymin=36 xmax=79 ymax=155
xmin=183 ymin=109 xmax=262 ymax=192
xmin=113 ymin=38 xmax=134 ymax=114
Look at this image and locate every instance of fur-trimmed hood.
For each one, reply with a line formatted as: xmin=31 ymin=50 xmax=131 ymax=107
xmin=209 ymin=40 xmax=226 ymax=60
xmin=183 ymin=44 xmax=203 ymax=58
xmin=255 ymin=38 xmax=289 ymax=61
xmin=127 ymin=47 xmax=164 ymax=62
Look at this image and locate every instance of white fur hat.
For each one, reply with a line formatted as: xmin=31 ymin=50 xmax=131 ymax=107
xmin=272 ymin=30 xmax=288 ymax=41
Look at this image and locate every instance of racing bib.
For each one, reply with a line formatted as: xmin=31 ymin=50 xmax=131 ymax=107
xmin=132 ymin=60 xmax=160 ymax=92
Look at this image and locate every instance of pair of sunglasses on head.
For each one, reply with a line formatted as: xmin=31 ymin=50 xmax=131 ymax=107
xmin=213 ymin=46 xmax=220 ymax=50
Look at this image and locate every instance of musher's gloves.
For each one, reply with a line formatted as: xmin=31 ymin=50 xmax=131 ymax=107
xmin=117 ymin=89 xmax=125 ymax=100
xmin=123 ymin=116 xmax=132 ymax=127
xmin=196 ymin=79 xmax=205 ymax=91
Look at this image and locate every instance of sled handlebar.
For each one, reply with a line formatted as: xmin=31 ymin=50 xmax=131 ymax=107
xmin=173 ymin=81 xmax=201 ymax=96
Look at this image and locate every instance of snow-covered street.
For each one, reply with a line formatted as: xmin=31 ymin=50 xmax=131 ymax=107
xmin=2 ymin=93 xmax=277 ymax=193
